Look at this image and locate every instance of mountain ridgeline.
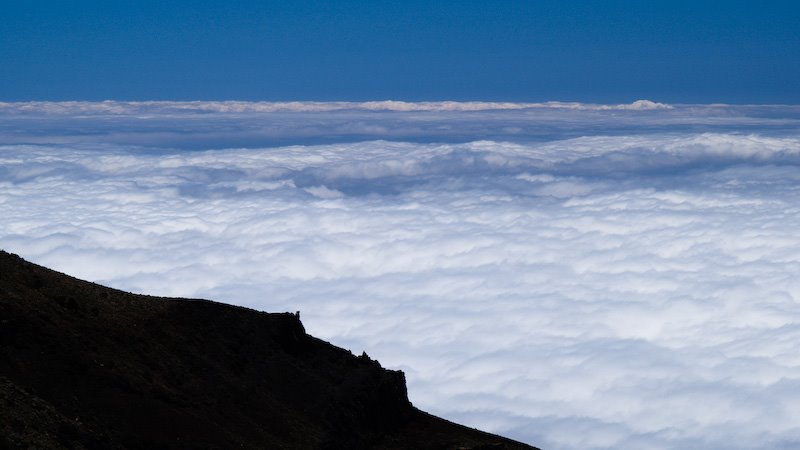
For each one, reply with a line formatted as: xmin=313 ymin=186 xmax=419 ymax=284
xmin=0 ymin=251 xmax=537 ymax=449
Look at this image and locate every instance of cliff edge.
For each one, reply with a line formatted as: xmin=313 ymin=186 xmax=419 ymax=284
xmin=0 ymin=251 xmax=537 ymax=450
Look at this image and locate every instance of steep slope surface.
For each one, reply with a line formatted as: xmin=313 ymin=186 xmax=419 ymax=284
xmin=0 ymin=250 xmax=537 ymax=449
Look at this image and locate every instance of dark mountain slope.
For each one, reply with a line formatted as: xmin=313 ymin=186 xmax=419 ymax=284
xmin=0 ymin=251 xmax=537 ymax=450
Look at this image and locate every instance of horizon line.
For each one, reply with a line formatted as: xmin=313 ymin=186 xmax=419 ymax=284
xmin=2 ymin=99 xmax=798 ymax=114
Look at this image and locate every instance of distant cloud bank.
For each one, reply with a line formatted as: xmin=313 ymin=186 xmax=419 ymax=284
xmin=2 ymin=104 xmax=800 ymax=449
xmin=0 ymin=99 xmax=673 ymax=114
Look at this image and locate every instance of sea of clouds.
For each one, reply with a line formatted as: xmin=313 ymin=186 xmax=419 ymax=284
xmin=2 ymin=101 xmax=800 ymax=449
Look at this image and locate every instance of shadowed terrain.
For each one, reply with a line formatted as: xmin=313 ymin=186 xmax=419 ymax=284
xmin=0 ymin=250 xmax=537 ymax=449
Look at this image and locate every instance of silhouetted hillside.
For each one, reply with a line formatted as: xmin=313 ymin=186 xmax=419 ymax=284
xmin=0 ymin=251 xmax=537 ymax=450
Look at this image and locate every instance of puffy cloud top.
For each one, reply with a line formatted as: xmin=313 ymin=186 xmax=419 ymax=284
xmin=2 ymin=104 xmax=800 ymax=449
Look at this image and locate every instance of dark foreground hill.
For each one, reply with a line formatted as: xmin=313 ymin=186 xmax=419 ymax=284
xmin=0 ymin=251 xmax=537 ymax=450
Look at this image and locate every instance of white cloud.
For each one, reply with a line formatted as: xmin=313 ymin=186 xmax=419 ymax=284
xmin=0 ymin=99 xmax=673 ymax=114
xmin=2 ymin=101 xmax=798 ymax=152
xmin=2 ymin=105 xmax=800 ymax=449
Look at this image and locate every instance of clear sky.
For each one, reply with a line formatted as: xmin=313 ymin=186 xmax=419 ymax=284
xmin=2 ymin=0 xmax=799 ymax=103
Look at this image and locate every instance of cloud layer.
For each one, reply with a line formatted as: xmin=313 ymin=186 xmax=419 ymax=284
xmin=2 ymin=101 xmax=798 ymax=151
xmin=2 ymin=105 xmax=800 ymax=449
xmin=0 ymin=99 xmax=673 ymax=114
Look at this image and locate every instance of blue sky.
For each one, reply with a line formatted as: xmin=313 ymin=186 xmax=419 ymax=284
xmin=2 ymin=1 xmax=799 ymax=103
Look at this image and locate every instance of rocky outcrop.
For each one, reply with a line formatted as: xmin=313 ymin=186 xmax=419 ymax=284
xmin=0 ymin=250 xmax=537 ymax=449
